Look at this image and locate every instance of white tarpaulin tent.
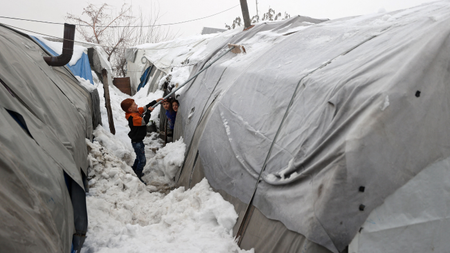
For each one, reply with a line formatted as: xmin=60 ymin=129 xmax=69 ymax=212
xmin=165 ymin=1 xmax=450 ymax=252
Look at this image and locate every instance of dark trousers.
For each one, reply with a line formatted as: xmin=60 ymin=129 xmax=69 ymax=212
xmin=131 ymin=141 xmax=146 ymax=178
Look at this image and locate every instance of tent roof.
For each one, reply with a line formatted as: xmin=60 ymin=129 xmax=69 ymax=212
xmin=127 ymin=33 xmax=225 ymax=74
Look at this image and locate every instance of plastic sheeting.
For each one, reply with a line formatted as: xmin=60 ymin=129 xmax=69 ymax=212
xmin=0 ymin=24 xmax=93 ymax=252
xmin=176 ymin=2 xmax=450 ymax=252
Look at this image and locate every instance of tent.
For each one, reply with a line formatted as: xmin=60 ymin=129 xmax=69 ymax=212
xmin=125 ymin=33 xmax=225 ymax=95
xmin=168 ymin=2 xmax=450 ymax=252
xmin=0 ymin=24 xmax=99 ymax=252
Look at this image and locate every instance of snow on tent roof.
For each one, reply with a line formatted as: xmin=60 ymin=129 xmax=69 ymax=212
xmin=173 ymin=1 xmax=450 ymax=252
xmin=125 ymin=15 xmax=328 ymax=95
xmin=128 ymin=33 xmax=221 ymax=74
xmin=125 ymin=31 xmax=242 ymax=93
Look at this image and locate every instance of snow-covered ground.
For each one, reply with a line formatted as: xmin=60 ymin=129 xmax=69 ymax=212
xmin=78 ymin=75 xmax=253 ymax=253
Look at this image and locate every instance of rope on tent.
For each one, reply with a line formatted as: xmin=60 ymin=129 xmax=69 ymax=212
xmin=235 ymin=71 xmax=306 ymax=246
xmin=181 ymin=66 xmax=229 ymax=185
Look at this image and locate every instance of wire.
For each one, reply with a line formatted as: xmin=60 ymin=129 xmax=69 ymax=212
xmin=3 ymin=23 xmax=220 ymax=52
xmin=0 ymin=4 xmax=239 ymax=28
xmin=2 ymin=23 xmax=70 ymax=41
xmin=0 ymin=16 xmax=61 ymax=25
xmin=128 ymin=5 xmax=239 ymax=28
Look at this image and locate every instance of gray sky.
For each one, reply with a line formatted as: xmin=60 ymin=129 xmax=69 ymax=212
xmin=0 ymin=0 xmax=439 ymax=41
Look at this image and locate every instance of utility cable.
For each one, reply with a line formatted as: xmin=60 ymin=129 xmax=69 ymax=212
xmin=0 ymin=16 xmax=61 ymax=25
xmin=0 ymin=4 xmax=239 ymax=28
xmin=2 ymin=23 xmax=216 ymax=53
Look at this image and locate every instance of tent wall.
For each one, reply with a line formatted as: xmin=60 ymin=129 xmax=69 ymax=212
xmin=349 ymin=156 xmax=450 ymax=252
xmin=0 ymin=24 xmax=94 ymax=252
xmin=27 ymin=33 xmax=100 ymax=175
xmin=176 ymin=97 xmax=330 ymax=253
xmin=125 ymin=48 xmax=141 ymax=93
xmin=175 ymin=3 xmax=450 ymax=252
xmin=146 ymin=66 xmax=165 ymax=94
xmin=173 ymin=108 xmax=184 ymax=142
xmin=179 ymin=156 xmax=331 ymax=253
xmin=0 ymin=127 xmax=74 ymax=253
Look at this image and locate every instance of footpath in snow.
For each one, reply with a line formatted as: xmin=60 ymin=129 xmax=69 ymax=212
xmin=78 ymin=76 xmax=253 ymax=253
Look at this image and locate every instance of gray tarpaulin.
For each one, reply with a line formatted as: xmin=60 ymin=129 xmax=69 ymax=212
xmin=0 ymin=24 xmax=95 ymax=252
xmin=176 ymin=2 xmax=450 ymax=252
xmin=349 ymin=156 xmax=450 ymax=252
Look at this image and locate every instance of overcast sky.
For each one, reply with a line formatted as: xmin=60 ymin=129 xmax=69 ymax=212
xmin=0 ymin=0 xmax=439 ymax=42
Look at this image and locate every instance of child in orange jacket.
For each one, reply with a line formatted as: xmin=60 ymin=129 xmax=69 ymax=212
xmin=121 ymin=98 xmax=162 ymax=181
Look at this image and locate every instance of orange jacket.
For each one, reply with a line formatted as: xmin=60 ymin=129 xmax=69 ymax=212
xmin=125 ymin=107 xmax=148 ymax=142
xmin=125 ymin=107 xmax=146 ymax=127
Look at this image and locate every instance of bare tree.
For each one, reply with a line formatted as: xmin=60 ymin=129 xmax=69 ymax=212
xmin=66 ymin=3 xmax=174 ymax=77
xmin=262 ymin=8 xmax=279 ymax=21
xmin=225 ymin=17 xmax=242 ymax=30
xmin=134 ymin=11 xmax=174 ymax=45
xmin=226 ymin=7 xmax=291 ymax=29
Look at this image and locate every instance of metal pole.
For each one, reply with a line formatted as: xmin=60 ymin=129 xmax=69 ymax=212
xmin=240 ymin=0 xmax=251 ymax=29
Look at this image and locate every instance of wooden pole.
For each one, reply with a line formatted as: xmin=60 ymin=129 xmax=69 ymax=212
xmin=102 ymin=69 xmax=116 ymax=135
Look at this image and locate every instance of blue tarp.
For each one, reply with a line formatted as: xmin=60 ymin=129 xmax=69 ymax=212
xmin=32 ymin=36 xmax=94 ymax=84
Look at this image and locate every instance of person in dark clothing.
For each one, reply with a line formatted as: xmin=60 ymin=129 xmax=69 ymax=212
xmin=121 ymin=98 xmax=162 ymax=181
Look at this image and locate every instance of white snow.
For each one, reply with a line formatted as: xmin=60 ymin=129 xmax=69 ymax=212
xmin=81 ymin=73 xmax=252 ymax=253
xmin=76 ymin=75 xmax=98 ymax=92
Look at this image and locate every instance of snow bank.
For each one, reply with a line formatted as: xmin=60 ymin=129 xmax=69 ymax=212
xmin=83 ymin=131 xmax=252 ymax=253
xmin=142 ymin=138 xmax=186 ymax=189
